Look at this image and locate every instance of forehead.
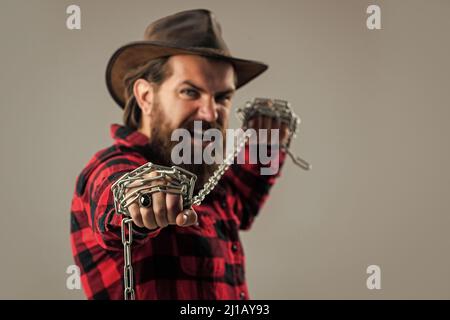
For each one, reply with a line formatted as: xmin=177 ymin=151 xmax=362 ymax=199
xmin=165 ymin=54 xmax=236 ymax=90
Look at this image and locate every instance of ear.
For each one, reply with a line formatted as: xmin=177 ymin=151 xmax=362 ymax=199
xmin=133 ymin=79 xmax=155 ymax=116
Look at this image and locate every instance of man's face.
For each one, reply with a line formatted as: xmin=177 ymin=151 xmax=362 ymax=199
xmin=145 ymin=54 xmax=236 ymax=190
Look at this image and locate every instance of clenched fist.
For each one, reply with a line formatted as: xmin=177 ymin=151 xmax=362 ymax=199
xmin=124 ymin=171 xmax=198 ymax=230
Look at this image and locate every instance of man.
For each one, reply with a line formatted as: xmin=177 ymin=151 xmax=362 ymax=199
xmin=70 ymin=9 xmax=289 ymax=300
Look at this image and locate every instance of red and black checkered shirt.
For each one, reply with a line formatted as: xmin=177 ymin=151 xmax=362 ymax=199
xmin=70 ymin=124 xmax=286 ymax=300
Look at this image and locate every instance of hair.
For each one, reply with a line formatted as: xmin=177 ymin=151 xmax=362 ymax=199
xmin=122 ymin=55 xmax=238 ymax=130
xmin=122 ymin=57 xmax=172 ymax=130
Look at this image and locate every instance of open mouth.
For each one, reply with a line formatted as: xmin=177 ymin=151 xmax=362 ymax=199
xmin=187 ymin=127 xmax=208 ymax=147
xmin=191 ymin=136 xmax=212 ymax=147
xmin=184 ymin=121 xmax=222 ymax=149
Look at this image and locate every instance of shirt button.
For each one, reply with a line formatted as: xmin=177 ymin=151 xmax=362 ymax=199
xmin=240 ymin=292 xmax=246 ymax=300
xmin=231 ymin=244 xmax=238 ymax=252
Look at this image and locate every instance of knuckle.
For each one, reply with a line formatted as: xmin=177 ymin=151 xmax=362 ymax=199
xmin=154 ymin=207 xmax=167 ymax=220
xmin=143 ymin=221 xmax=156 ymax=229
xmin=130 ymin=211 xmax=140 ymax=222
xmin=142 ymin=214 xmax=155 ymax=227
xmin=152 ymin=205 xmax=162 ymax=215
xmin=128 ymin=206 xmax=139 ymax=218
xmin=140 ymin=207 xmax=151 ymax=218
xmin=166 ymin=202 xmax=178 ymax=213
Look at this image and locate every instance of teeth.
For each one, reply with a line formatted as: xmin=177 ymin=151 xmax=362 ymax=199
xmin=192 ymin=130 xmax=205 ymax=136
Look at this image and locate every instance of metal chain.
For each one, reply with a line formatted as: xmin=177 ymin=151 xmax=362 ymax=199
xmin=113 ymin=128 xmax=249 ymax=300
xmin=112 ymin=165 xmax=197 ymax=300
xmin=236 ymin=98 xmax=311 ymax=171
xmin=113 ymin=97 xmax=309 ymax=300
xmin=191 ymin=129 xmax=248 ymax=205
xmin=121 ymin=217 xmax=135 ymax=300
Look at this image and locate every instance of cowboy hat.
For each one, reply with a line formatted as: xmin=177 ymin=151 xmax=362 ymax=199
xmin=105 ymin=9 xmax=269 ymax=108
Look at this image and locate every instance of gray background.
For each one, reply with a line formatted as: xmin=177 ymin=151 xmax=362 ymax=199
xmin=1 ymin=0 xmax=449 ymax=299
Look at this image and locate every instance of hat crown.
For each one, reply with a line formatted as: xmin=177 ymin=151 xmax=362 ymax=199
xmin=144 ymin=9 xmax=230 ymax=55
xmin=106 ymin=9 xmax=268 ymax=108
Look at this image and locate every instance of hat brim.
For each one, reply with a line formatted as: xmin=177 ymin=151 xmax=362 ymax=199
xmin=106 ymin=41 xmax=269 ymax=108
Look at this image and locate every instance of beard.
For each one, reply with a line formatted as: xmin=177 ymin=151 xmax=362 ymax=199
xmin=146 ymin=100 xmax=226 ymax=195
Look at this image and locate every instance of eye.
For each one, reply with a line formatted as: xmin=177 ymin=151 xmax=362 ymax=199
xmin=181 ymin=88 xmax=199 ymax=99
xmin=215 ymin=95 xmax=232 ymax=105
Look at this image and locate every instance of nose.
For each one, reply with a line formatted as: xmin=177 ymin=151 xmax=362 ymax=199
xmin=197 ymin=97 xmax=218 ymax=123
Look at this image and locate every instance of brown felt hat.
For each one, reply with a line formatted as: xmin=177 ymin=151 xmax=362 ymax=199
xmin=105 ymin=9 xmax=269 ymax=108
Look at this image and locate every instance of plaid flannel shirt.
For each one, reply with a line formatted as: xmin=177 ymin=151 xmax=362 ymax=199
xmin=70 ymin=124 xmax=285 ymax=300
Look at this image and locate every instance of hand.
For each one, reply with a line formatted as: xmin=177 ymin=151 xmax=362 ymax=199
xmin=124 ymin=171 xmax=198 ymax=230
xmin=246 ymin=114 xmax=290 ymax=146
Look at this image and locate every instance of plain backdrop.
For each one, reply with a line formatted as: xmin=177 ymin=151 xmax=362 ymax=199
xmin=0 ymin=0 xmax=449 ymax=299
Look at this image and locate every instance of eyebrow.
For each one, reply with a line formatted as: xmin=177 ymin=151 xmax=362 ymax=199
xmin=180 ymin=80 xmax=236 ymax=96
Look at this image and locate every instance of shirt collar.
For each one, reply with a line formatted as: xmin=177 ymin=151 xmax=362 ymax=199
xmin=110 ymin=124 xmax=149 ymax=148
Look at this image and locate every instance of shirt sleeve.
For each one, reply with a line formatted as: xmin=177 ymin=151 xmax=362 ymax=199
xmin=84 ymin=154 xmax=161 ymax=251
xmin=221 ymin=143 xmax=287 ymax=230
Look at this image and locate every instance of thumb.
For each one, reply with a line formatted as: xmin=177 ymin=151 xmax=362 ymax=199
xmin=176 ymin=209 xmax=198 ymax=227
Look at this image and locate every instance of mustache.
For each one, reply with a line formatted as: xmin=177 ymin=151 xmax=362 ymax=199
xmin=180 ymin=120 xmax=225 ymax=137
